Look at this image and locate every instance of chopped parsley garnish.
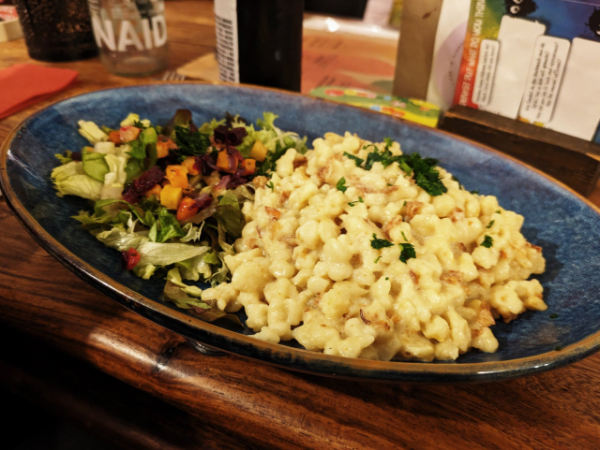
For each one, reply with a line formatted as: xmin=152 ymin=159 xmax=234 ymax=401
xmin=174 ymin=126 xmax=210 ymax=159
xmin=343 ymin=152 xmax=364 ymax=167
xmin=374 ymin=256 xmax=382 ymax=264
xmin=481 ymin=235 xmax=493 ymax=248
xmin=398 ymin=153 xmax=447 ymax=196
xmin=402 ymin=201 xmax=407 ymax=208
xmin=555 ymin=346 xmax=563 ymax=351
xmin=399 ymin=243 xmax=416 ymax=264
xmin=348 ymin=197 xmax=364 ymax=207
xmin=550 ymin=313 xmax=559 ymax=319
xmin=385 ymin=277 xmax=389 ymax=280
xmin=266 ymin=181 xmax=274 ymax=191
xmin=355 ymin=139 xmax=447 ymax=196
xmin=364 ymin=145 xmax=396 ymax=170
xmin=496 ymin=210 xmax=502 ymax=214
xmin=336 ymin=177 xmax=348 ymax=193
xmin=371 ymin=233 xmax=394 ymax=250
xmin=487 ymin=220 xmax=495 ymax=229
xmin=401 ymin=231 xmax=408 ymax=242
xmin=470 ymin=190 xmax=479 ymax=195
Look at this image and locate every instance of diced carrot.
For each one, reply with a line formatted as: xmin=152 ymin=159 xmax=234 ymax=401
xmin=216 ymin=150 xmax=231 ymax=172
xmin=120 ymin=126 xmax=141 ymax=143
xmin=144 ymin=184 xmax=162 ymax=199
xmin=241 ymin=158 xmax=256 ymax=176
xmin=160 ymin=184 xmax=183 ymax=210
xmin=176 ymin=197 xmax=200 ymax=222
xmin=165 ymin=165 xmax=189 ymax=188
xmin=108 ymin=131 xmax=122 ymax=145
xmin=181 ymin=156 xmax=200 ymax=176
xmin=216 ymin=150 xmax=239 ymax=173
xmin=250 ymin=140 xmax=268 ymax=162
xmin=156 ymin=140 xmax=170 ymax=158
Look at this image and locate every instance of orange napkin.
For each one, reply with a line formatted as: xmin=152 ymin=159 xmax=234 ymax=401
xmin=0 ymin=64 xmax=79 ymax=120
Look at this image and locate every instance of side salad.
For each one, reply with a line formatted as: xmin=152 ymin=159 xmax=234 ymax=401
xmin=52 ymin=110 xmax=307 ymax=322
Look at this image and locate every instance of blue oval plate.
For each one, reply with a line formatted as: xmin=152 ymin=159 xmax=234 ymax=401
xmin=2 ymin=83 xmax=600 ymax=382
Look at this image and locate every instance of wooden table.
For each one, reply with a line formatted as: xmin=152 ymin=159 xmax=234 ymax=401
xmin=1 ymin=2 xmax=600 ymax=449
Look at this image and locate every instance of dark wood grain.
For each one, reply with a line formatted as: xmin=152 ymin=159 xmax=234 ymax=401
xmin=1 ymin=2 xmax=600 ymax=449
xmin=440 ymin=105 xmax=600 ymax=196
xmin=0 ymin=326 xmax=242 ymax=450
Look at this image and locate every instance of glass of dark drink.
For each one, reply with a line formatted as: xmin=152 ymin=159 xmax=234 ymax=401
xmin=14 ymin=0 xmax=98 ymax=62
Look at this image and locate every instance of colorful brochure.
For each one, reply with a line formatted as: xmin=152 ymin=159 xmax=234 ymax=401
xmin=453 ymin=0 xmax=600 ymax=142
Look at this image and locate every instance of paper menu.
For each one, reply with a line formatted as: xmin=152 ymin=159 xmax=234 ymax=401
xmin=471 ymin=39 xmax=499 ymax=107
xmin=479 ymin=16 xmax=546 ymax=119
xmin=546 ymin=38 xmax=600 ymax=141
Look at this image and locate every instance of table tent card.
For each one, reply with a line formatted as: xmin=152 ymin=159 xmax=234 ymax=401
xmin=453 ymin=0 xmax=600 ymax=143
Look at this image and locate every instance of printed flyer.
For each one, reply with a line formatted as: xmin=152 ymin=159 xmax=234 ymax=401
xmin=453 ymin=0 xmax=600 ymax=142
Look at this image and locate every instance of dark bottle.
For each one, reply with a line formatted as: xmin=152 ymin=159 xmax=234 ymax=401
xmin=215 ymin=0 xmax=304 ymax=92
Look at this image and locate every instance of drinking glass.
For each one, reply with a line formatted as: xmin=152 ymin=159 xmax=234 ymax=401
xmin=88 ymin=0 xmax=168 ymax=77
xmin=14 ymin=0 xmax=98 ymax=62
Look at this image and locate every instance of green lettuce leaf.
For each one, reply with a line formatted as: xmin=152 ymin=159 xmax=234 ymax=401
xmin=164 ymin=281 xmax=210 ymax=309
xmin=217 ymin=191 xmax=240 ymax=209
xmin=256 ymin=112 xmax=278 ymax=131
xmin=127 ymin=140 xmax=146 ymax=160
xmin=72 ymin=210 xmax=117 ymax=230
xmin=93 ymin=226 xmax=210 ymax=267
xmin=198 ymin=118 xmax=226 ymax=134
xmin=166 ymin=267 xmax=204 ymax=297
xmin=203 ymin=250 xmax=220 ymax=265
xmin=125 ymin=158 xmax=143 ymax=183
xmin=55 ymin=150 xmax=73 ymax=165
xmin=157 ymin=209 xmax=186 ymax=243
xmin=180 ymin=222 xmax=204 ymax=243
xmin=163 ymin=269 xmax=242 ymax=325
xmin=209 ymin=253 xmax=230 ymax=286
xmin=78 ymin=120 xmax=108 ymax=144
xmin=51 ymin=162 xmax=103 ymax=200
xmin=233 ymin=112 xmax=308 ymax=170
xmin=120 ymin=113 xmax=141 ymax=127
xmin=104 ymin=153 xmax=129 ymax=185
xmin=214 ymin=205 xmax=244 ymax=239
xmin=134 ymin=264 xmax=157 ymax=280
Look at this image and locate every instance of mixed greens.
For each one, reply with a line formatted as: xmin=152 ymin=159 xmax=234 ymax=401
xmin=51 ymin=110 xmax=306 ymax=322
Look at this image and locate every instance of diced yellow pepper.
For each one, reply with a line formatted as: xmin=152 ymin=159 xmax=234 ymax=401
xmin=160 ymin=184 xmax=183 ymax=210
xmin=165 ymin=165 xmax=189 ymax=188
xmin=250 ymin=140 xmax=268 ymax=162
xmin=181 ymin=156 xmax=200 ymax=175
xmin=144 ymin=184 xmax=162 ymax=199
